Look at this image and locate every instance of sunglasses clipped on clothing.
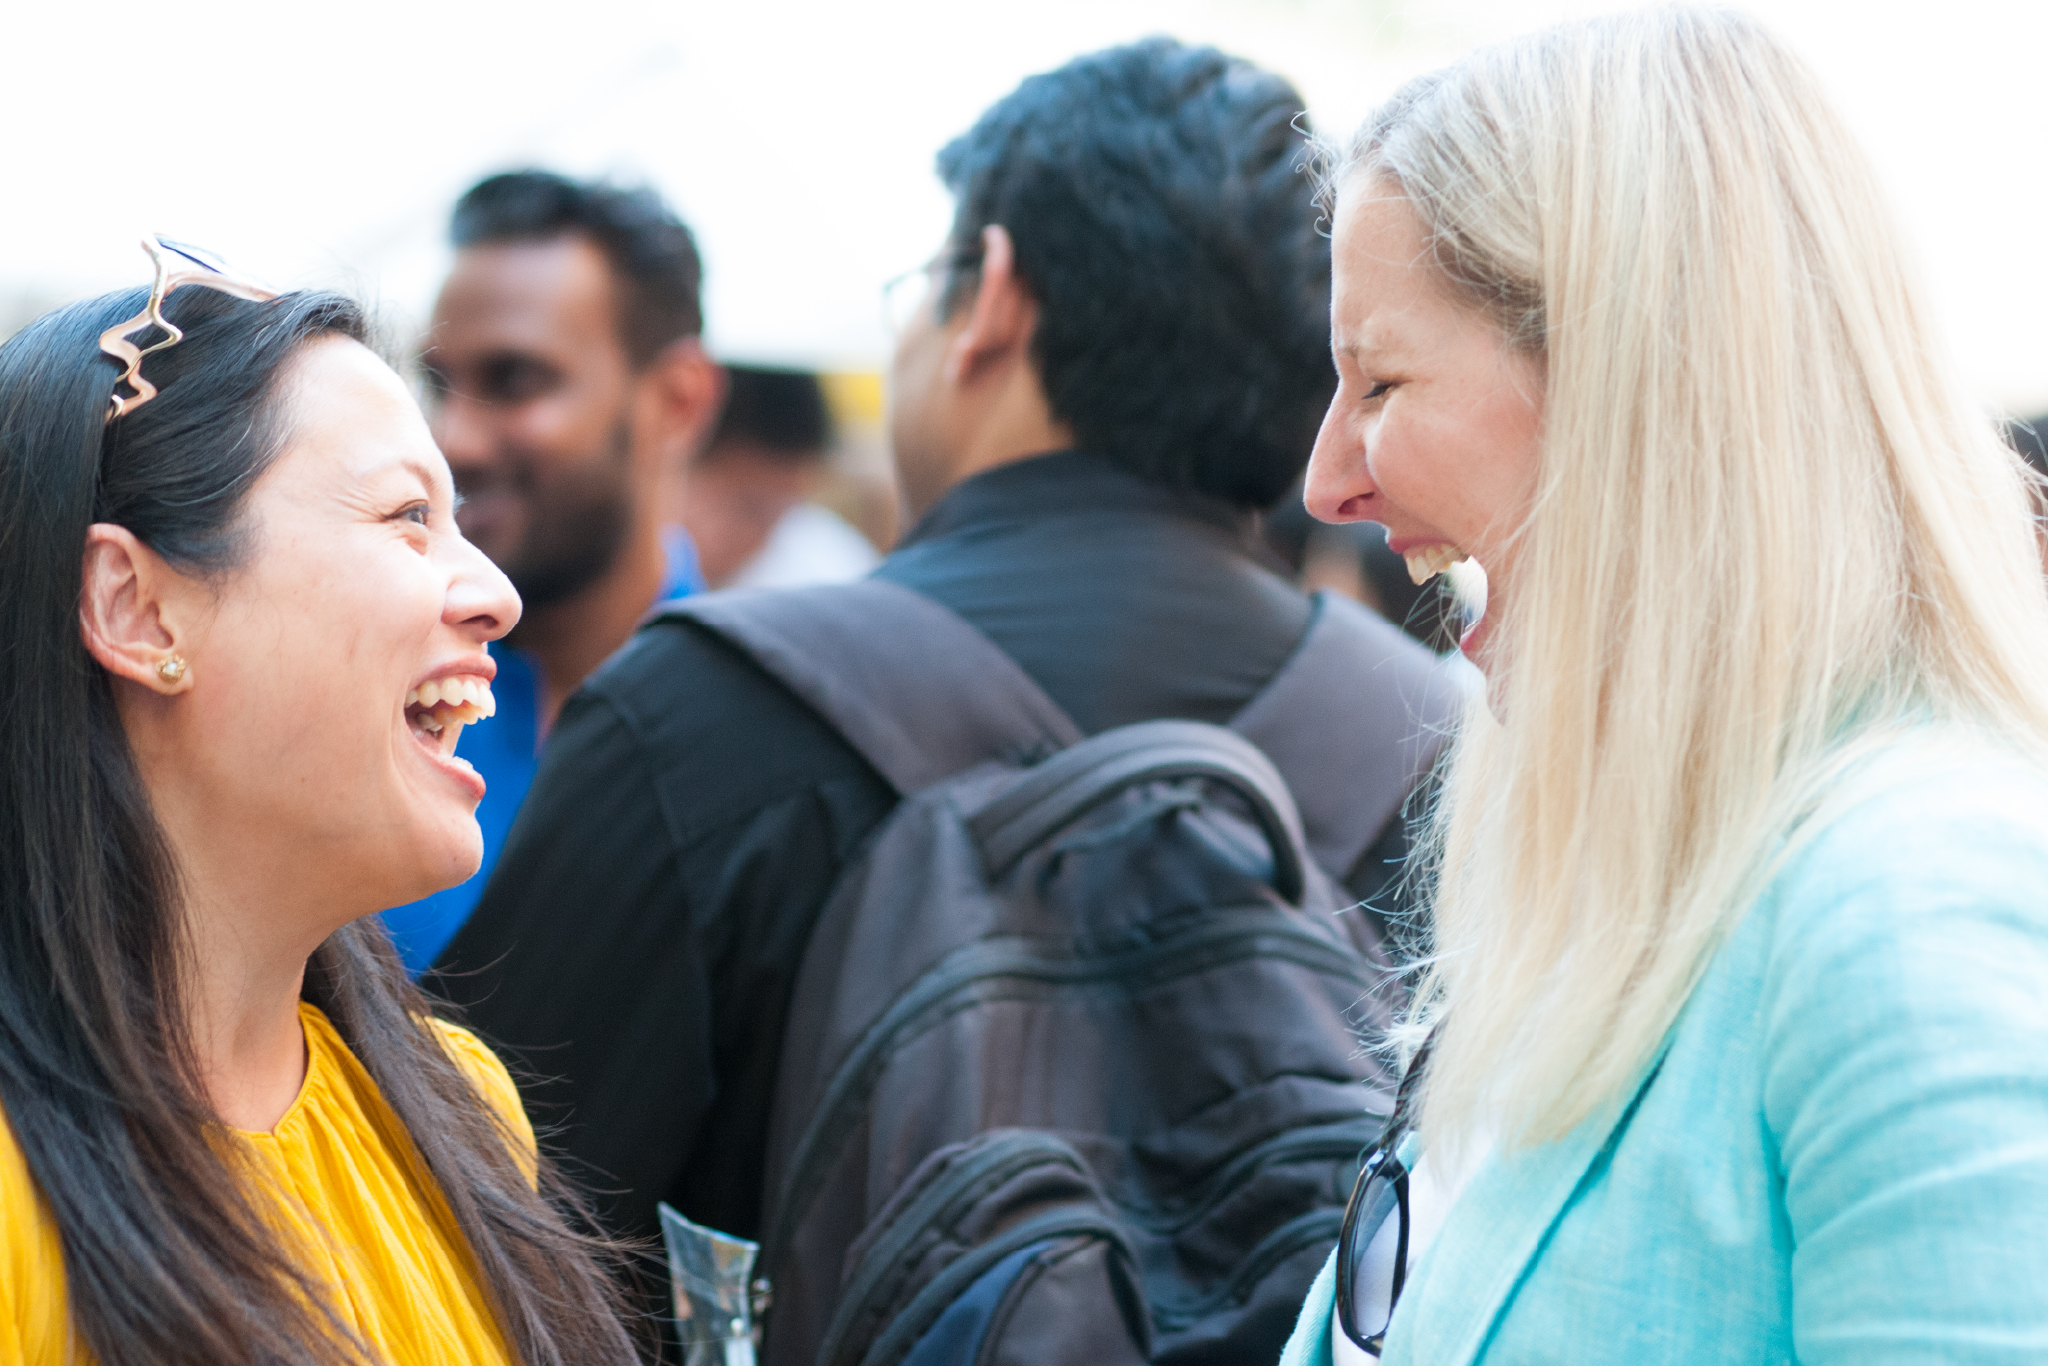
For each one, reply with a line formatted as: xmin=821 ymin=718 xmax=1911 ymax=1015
xmin=1335 ymin=1031 xmax=1435 ymax=1359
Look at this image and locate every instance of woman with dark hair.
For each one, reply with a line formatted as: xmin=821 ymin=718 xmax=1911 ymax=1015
xmin=0 ymin=245 xmax=640 ymax=1364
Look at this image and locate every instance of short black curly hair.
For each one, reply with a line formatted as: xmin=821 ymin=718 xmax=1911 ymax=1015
xmin=450 ymin=169 xmax=704 ymax=366
xmin=935 ymin=38 xmax=1333 ymax=509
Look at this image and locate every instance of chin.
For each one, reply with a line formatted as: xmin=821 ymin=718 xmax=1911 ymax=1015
xmin=390 ymin=810 xmax=486 ymax=903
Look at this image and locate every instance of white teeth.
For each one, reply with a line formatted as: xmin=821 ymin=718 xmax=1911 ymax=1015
xmin=405 ymin=676 xmax=496 ymax=765
xmin=1403 ymin=543 xmax=1469 ymax=585
xmin=406 ymin=676 xmax=496 ymax=721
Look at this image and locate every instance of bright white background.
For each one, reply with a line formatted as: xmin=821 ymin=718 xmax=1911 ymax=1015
xmin=4 ymin=0 xmax=2045 ymax=413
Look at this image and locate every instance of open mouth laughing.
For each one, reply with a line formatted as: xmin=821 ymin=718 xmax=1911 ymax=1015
xmin=1403 ymin=542 xmax=1469 ymax=585
xmin=404 ymin=675 xmax=497 ymax=760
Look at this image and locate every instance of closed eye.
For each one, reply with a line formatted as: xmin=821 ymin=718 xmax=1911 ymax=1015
xmin=1361 ymin=381 xmax=1393 ymax=402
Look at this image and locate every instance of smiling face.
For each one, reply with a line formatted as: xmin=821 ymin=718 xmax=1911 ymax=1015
xmin=154 ymin=336 xmax=520 ymax=912
xmin=1303 ymin=179 xmax=1545 ymax=669
xmin=422 ymin=236 xmax=639 ymax=608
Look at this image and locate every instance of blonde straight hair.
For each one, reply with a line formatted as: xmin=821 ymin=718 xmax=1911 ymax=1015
xmin=1339 ymin=7 xmax=2048 ymax=1154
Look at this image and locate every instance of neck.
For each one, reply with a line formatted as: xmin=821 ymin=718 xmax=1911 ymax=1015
xmin=507 ymin=508 xmax=664 ymax=731
xmin=121 ymin=691 xmax=389 ymax=1133
xmin=912 ymin=366 xmax=1073 ymax=520
xmin=144 ymin=794 xmax=334 ymax=1133
xmin=180 ymin=891 xmax=315 ymax=1133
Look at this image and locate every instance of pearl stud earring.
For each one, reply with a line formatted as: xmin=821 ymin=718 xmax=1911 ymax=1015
xmin=157 ymin=655 xmax=187 ymax=684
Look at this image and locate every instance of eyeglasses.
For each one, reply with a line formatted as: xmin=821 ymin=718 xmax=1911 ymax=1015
xmin=879 ymin=248 xmax=981 ymax=337
xmin=1335 ymin=1031 xmax=1434 ymax=1357
xmin=99 ymin=235 xmax=279 ymax=423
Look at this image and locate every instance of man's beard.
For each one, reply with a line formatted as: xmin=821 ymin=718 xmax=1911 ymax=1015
xmin=481 ymin=420 xmax=636 ymax=610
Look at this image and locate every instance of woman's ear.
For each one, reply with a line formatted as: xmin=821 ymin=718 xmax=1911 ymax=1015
xmin=79 ymin=524 xmax=193 ymax=694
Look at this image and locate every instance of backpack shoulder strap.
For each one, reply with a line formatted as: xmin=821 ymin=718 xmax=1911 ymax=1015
xmin=653 ymin=579 xmax=1083 ymax=795
xmin=1230 ymin=591 xmax=1465 ymax=880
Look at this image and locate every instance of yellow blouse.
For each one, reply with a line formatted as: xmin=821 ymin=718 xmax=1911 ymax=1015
xmin=0 ymin=1002 xmax=534 ymax=1365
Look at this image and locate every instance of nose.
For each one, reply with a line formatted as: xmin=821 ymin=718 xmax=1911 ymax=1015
xmin=1303 ymin=394 xmax=1378 ymax=523
xmin=443 ymin=532 xmax=521 ymax=645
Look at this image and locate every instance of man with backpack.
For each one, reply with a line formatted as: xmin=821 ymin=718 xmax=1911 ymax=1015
xmin=432 ymin=38 xmax=1457 ymax=1364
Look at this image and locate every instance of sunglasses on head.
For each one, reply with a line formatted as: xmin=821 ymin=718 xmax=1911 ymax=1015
xmin=99 ymin=235 xmax=280 ymax=424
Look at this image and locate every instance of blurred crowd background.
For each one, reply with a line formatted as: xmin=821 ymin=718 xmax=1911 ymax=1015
xmin=6 ymin=0 xmax=2047 ymax=598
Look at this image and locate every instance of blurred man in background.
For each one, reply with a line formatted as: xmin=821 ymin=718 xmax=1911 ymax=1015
xmin=380 ymin=171 xmax=723 ymax=972
xmin=434 ymin=38 xmax=1449 ymax=1302
xmin=669 ymin=364 xmax=880 ymax=588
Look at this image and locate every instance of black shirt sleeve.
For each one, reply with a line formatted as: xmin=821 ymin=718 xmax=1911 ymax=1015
xmin=429 ymin=621 xmax=897 ymax=1247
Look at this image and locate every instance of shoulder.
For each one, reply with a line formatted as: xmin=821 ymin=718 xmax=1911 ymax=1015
xmin=426 ymin=1019 xmax=537 ymax=1162
xmin=0 ymin=1103 xmax=67 ymax=1361
xmin=1748 ymin=727 xmax=2048 ymax=1159
xmin=1740 ymin=730 xmax=2048 ymax=1351
xmin=0 ymin=1105 xmax=32 ymax=1233
xmin=1763 ymin=729 xmax=2048 ymax=961
xmin=563 ymin=615 xmax=889 ymax=828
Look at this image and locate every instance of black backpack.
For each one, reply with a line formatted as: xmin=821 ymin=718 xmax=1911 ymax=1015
xmin=660 ymin=580 xmax=1457 ymax=1366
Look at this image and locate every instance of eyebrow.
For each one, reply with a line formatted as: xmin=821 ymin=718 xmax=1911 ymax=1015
xmin=399 ymin=456 xmax=443 ymax=491
xmin=371 ymin=454 xmax=452 ymax=505
xmin=1334 ymin=329 xmax=1411 ymax=364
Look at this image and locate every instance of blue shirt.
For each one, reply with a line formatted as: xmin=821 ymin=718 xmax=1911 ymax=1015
xmin=381 ymin=528 xmax=703 ymax=974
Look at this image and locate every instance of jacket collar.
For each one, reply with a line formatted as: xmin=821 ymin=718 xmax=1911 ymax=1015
xmin=1385 ymin=1043 xmax=1673 ymax=1366
xmin=895 ymin=450 xmax=1258 ymax=551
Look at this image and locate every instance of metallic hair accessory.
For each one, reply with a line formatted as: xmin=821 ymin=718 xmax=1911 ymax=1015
xmin=156 ymin=655 xmax=187 ymax=684
xmin=98 ymin=236 xmax=281 ymax=424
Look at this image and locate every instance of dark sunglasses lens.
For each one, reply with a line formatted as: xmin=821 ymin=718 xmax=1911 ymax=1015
xmin=155 ymin=238 xmax=232 ymax=275
xmin=1343 ymin=1169 xmax=1404 ymax=1347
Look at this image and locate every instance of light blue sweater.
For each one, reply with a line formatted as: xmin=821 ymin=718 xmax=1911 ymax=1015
xmin=1282 ymin=731 xmax=2048 ymax=1365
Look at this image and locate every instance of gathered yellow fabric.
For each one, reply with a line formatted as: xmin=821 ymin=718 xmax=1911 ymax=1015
xmin=0 ymin=1002 xmax=535 ymax=1365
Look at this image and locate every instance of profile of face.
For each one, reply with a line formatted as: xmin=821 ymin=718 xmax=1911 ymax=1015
xmin=1304 ymin=179 xmax=1545 ymax=671
xmin=886 ymin=253 xmax=965 ymax=518
xmin=423 ymin=236 xmax=640 ymax=608
xmin=83 ymin=337 xmax=521 ymax=914
xmin=883 ymin=225 xmax=1043 ymax=520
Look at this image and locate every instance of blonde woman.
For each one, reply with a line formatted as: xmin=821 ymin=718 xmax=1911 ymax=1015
xmin=1286 ymin=9 xmax=2048 ymax=1364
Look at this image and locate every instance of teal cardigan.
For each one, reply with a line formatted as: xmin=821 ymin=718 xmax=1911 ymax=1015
xmin=1282 ymin=732 xmax=2048 ymax=1365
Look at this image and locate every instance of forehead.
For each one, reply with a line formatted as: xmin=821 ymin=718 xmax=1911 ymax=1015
xmin=269 ymin=336 xmax=441 ymax=484
xmin=1329 ymin=182 xmax=1446 ymax=339
xmin=428 ymin=236 xmax=622 ymax=359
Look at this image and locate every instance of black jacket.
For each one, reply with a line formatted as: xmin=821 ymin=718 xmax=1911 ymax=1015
xmin=431 ymin=451 xmax=1416 ymax=1250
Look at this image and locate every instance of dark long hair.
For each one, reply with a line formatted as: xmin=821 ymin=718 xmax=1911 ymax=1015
xmin=0 ymin=287 xmax=641 ymax=1365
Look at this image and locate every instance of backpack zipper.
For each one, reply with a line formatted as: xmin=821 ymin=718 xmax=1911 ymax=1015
xmin=1129 ymin=1121 xmax=1381 ymax=1235
xmin=844 ymin=1207 xmax=1136 ymax=1366
xmin=1146 ymin=1206 xmax=1346 ymax=1331
xmin=815 ymin=1131 xmax=1114 ymax=1366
